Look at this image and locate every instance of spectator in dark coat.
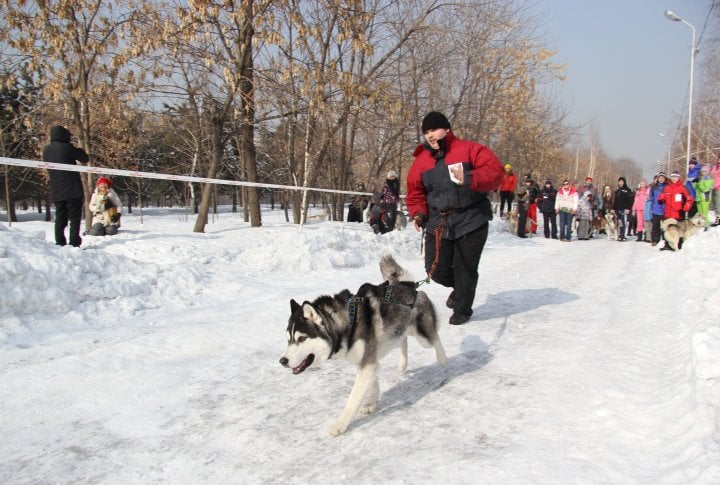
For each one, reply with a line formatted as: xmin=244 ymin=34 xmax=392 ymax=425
xmin=347 ymin=182 xmax=369 ymax=222
xmin=516 ymin=188 xmax=529 ymax=238
xmin=580 ymin=176 xmax=599 ymax=217
xmin=368 ymin=171 xmax=400 ymax=234
xmin=613 ymin=177 xmax=634 ymax=241
xmin=538 ymin=179 xmax=558 ymax=239
xmin=43 ymin=125 xmax=89 ymax=247
xmin=524 ymin=175 xmax=540 ymax=234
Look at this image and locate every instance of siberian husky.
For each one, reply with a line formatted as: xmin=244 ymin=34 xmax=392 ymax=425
xmin=305 ymin=207 xmax=329 ymax=222
xmin=395 ymin=210 xmax=408 ymax=230
xmin=507 ymin=209 xmax=519 ymax=235
xmin=661 ymin=214 xmax=705 ymax=251
xmin=603 ymin=212 xmax=619 ymax=240
xmin=507 ymin=209 xmax=533 ymax=237
xmin=280 ymin=254 xmax=448 ymax=436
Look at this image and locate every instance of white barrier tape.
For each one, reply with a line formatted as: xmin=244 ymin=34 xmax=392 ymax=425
xmin=0 ymin=156 xmax=376 ymax=197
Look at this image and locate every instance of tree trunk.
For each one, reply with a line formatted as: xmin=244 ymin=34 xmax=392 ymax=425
xmin=238 ymin=0 xmax=261 ymax=227
xmin=194 ymin=114 xmax=223 ymax=233
xmin=8 ymin=196 xmax=17 ymax=222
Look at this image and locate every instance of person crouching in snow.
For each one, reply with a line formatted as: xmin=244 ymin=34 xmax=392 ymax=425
xmin=88 ymin=177 xmax=122 ymax=236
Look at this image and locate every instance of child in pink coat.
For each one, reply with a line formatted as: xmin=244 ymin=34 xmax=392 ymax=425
xmin=632 ymin=180 xmax=649 ymax=241
xmin=711 ymin=158 xmax=720 ymax=225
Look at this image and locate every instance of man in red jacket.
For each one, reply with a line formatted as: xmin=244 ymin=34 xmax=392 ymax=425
xmin=658 ymin=170 xmax=694 ymax=251
xmin=659 ymin=170 xmax=694 ymax=219
xmin=406 ymin=112 xmax=503 ymax=325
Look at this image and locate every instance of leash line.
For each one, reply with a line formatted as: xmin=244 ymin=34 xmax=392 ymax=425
xmin=423 ymin=209 xmax=455 ymax=286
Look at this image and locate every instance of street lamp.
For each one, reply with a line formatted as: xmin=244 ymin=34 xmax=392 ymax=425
xmin=664 ymin=9 xmax=696 ymax=178
xmin=658 ymin=133 xmax=671 ymax=173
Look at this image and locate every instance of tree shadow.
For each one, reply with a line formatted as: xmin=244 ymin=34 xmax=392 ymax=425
xmin=471 ymin=288 xmax=578 ymax=321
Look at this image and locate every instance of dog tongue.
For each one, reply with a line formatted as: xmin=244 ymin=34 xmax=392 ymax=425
xmin=292 ymin=355 xmax=314 ymax=374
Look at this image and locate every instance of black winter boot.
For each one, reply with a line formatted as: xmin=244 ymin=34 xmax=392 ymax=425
xmin=636 ymin=231 xmax=643 ymax=242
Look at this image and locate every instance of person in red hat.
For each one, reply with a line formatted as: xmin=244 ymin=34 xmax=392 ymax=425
xmin=88 ymin=177 xmax=122 ymax=236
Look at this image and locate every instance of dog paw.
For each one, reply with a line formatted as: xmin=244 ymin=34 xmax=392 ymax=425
xmin=360 ymin=403 xmax=377 ymax=415
xmin=398 ymin=357 xmax=408 ymax=372
xmin=328 ymin=419 xmax=349 ymax=436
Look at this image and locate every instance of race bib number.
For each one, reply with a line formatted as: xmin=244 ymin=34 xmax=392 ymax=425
xmin=675 ymin=194 xmax=683 ymax=202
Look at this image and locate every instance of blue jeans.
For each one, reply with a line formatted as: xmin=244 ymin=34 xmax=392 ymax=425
xmin=559 ymin=211 xmax=574 ymax=240
xmin=615 ymin=210 xmax=627 ymax=238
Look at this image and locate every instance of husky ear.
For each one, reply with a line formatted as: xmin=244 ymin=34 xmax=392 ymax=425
xmin=302 ymin=302 xmax=323 ymax=325
xmin=290 ymin=299 xmax=301 ymax=313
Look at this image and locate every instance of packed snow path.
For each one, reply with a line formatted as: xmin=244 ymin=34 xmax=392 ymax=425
xmin=1 ymin=210 xmax=719 ymax=484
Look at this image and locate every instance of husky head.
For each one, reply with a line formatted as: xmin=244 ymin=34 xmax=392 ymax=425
xmin=279 ymin=299 xmax=333 ymax=374
xmin=688 ymin=214 xmax=706 ymax=228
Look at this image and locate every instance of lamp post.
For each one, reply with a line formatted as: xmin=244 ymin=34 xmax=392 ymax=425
xmin=658 ymin=133 xmax=671 ymax=173
xmin=664 ymin=9 xmax=696 ymax=178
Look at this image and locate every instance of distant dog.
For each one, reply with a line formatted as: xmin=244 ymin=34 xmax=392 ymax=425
xmin=661 ymin=215 xmax=705 ymax=251
xmin=104 ymin=206 xmax=118 ymax=226
xmin=603 ymin=212 xmax=619 ymax=240
xmin=395 ymin=210 xmax=408 ymax=230
xmin=305 ymin=207 xmax=329 ymax=222
xmin=507 ymin=209 xmax=533 ymax=237
xmin=508 ymin=209 xmax=519 ymax=235
xmin=526 ymin=215 xmax=536 ymax=237
xmin=280 ymin=254 xmax=448 ymax=436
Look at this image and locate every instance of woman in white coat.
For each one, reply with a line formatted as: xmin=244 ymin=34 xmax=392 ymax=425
xmin=88 ymin=177 xmax=122 ymax=236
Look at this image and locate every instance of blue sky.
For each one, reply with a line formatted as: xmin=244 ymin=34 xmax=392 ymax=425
xmin=535 ymin=0 xmax=713 ymax=175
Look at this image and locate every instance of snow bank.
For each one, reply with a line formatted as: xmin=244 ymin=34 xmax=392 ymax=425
xmin=0 ymin=228 xmax=205 ymax=342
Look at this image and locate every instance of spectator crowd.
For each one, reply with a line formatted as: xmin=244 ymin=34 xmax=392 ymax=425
xmin=498 ymin=156 xmax=720 ymax=251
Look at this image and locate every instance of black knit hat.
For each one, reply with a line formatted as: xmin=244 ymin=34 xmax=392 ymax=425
xmin=421 ymin=111 xmax=451 ymax=132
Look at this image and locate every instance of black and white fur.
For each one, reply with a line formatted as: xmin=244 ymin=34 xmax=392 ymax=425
xmin=279 ymin=254 xmax=448 ymax=436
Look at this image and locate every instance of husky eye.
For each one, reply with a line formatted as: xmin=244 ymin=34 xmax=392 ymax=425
xmin=298 ymin=336 xmax=307 ymax=343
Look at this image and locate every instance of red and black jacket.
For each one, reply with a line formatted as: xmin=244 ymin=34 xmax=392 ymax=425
xmin=406 ymin=131 xmax=503 ymax=239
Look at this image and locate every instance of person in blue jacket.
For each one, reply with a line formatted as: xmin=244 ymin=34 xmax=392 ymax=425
xmin=685 ymin=157 xmax=700 ymax=217
xmin=648 ymin=172 xmax=668 ymax=246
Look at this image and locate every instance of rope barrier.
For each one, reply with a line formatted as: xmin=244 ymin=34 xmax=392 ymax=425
xmin=0 ymin=156 xmax=378 ymax=198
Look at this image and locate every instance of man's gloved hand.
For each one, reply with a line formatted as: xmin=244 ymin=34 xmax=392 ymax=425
xmin=110 ymin=213 xmax=121 ymax=223
xmin=412 ymin=213 xmax=427 ymax=232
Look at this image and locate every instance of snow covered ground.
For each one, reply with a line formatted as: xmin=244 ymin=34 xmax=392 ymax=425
xmin=1 ymin=206 xmax=719 ymax=484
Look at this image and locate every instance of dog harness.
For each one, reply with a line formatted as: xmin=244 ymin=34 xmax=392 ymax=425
xmin=346 ymin=283 xmax=418 ymax=324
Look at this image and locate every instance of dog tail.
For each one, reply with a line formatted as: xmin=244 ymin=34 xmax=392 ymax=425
xmin=379 ymin=253 xmax=413 ymax=284
xmin=661 ymin=218 xmax=679 ymax=232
